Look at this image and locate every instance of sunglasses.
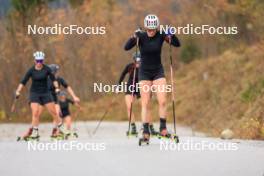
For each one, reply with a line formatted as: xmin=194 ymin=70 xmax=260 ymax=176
xmin=146 ymin=29 xmax=156 ymax=32
xmin=35 ymin=60 xmax=44 ymax=64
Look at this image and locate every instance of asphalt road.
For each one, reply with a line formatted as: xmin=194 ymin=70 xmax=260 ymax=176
xmin=0 ymin=122 xmax=263 ymax=176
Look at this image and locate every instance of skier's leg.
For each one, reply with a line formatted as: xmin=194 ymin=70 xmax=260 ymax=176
xmin=45 ymin=102 xmax=66 ymax=137
xmin=30 ymin=103 xmax=41 ymax=127
xmin=54 ymin=103 xmax=61 ymax=124
xmin=22 ymin=103 xmax=41 ymax=138
xmin=139 ymin=80 xmax=152 ymax=137
xmin=63 ymin=115 xmax=72 ymax=130
xmin=125 ymin=94 xmax=135 ymax=123
xmin=125 ymin=94 xmax=138 ymax=135
xmin=153 ymin=78 xmax=168 ymax=134
xmin=45 ymin=102 xmax=61 ymax=125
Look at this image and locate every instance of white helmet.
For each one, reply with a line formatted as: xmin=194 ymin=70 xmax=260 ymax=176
xmin=33 ymin=51 xmax=45 ymax=60
xmin=144 ymin=14 xmax=159 ymax=29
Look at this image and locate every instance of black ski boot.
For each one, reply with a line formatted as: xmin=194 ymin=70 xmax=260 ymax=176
xmin=126 ymin=123 xmax=138 ymax=137
xmin=139 ymin=123 xmax=150 ymax=146
xmin=149 ymin=124 xmax=159 ymax=136
xmin=158 ymin=118 xmax=179 ymax=143
xmin=51 ymin=123 xmax=71 ymax=140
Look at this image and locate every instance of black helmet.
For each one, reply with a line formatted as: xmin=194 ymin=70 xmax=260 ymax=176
xmin=133 ymin=52 xmax=141 ymax=62
xmin=49 ymin=64 xmax=59 ymax=74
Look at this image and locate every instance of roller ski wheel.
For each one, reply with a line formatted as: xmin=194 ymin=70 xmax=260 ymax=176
xmin=158 ymin=133 xmax=179 ymax=143
xmin=138 ymin=134 xmax=150 ymax=146
xmin=50 ymin=131 xmax=68 ymax=140
xmin=73 ymin=132 xmax=78 ymax=138
xmin=65 ymin=132 xmax=78 ymax=139
xmin=172 ymin=134 xmax=180 ymax=143
xmin=17 ymin=135 xmax=40 ymax=142
xmin=50 ymin=134 xmax=65 ymax=141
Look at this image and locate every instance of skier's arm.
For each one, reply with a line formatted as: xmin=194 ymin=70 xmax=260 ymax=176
xmin=165 ymin=34 xmax=181 ymax=47
xmin=67 ymin=98 xmax=74 ymax=105
xmin=16 ymin=69 xmax=32 ymax=97
xmin=69 ymin=99 xmax=82 ymax=111
xmin=20 ymin=69 xmax=32 ymax=86
xmin=48 ymin=68 xmax=60 ymax=92
xmin=124 ymin=29 xmax=141 ymax=50
xmin=59 ymin=77 xmax=80 ymax=102
xmin=15 ymin=84 xmax=24 ymax=98
xmin=67 ymin=86 xmax=80 ymax=103
xmin=124 ymin=37 xmax=136 ymax=50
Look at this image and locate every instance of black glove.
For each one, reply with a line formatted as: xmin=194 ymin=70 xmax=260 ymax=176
xmin=134 ymin=28 xmax=142 ymax=38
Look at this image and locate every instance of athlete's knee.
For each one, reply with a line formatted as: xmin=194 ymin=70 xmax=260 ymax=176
xmin=32 ymin=112 xmax=39 ymax=119
xmin=158 ymin=99 xmax=166 ymax=108
xmin=141 ymin=97 xmax=150 ymax=106
xmin=31 ymin=109 xmax=39 ymax=118
xmin=48 ymin=107 xmax=57 ymax=117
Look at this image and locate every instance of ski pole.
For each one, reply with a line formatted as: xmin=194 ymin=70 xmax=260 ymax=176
xmin=92 ymin=97 xmax=116 ymax=135
xmin=169 ymin=37 xmax=177 ymax=135
xmin=127 ymin=36 xmax=139 ymax=135
xmin=72 ymin=102 xmax=81 ymax=132
xmin=11 ymin=93 xmax=19 ymax=113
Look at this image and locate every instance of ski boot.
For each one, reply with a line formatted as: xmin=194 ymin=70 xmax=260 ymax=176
xmin=126 ymin=123 xmax=138 ymax=137
xmin=50 ymin=125 xmax=69 ymax=140
xmin=65 ymin=130 xmax=78 ymax=139
xmin=17 ymin=127 xmax=40 ymax=142
xmin=149 ymin=124 xmax=159 ymax=137
xmin=139 ymin=132 xmax=150 ymax=146
xmin=158 ymin=129 xmax=179 ymax=143
xmin=50 ymin=127 xmax=61 ymax=140
xmin=59 ymin=125 xmax=72 ymax=140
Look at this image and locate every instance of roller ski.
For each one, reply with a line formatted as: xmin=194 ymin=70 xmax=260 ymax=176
xmin=17 ymin=127 xmax=40 ymax=142
xmin=50 ymin=128 xmax=63 ymax=140
xmin=126 ymin=123 xmax=138 ymax=137
xmin=50 ymin=125 xmax=70 ymax=140
xmin=158 ymin=129 xmax=179 ymax=143
xmin=71 ymin=131 xmax=78 ymax=138
xmin=65 ymin=131 xmax=79 ymax=139
xmin=150 ymin=124 xmax=159 ymax=137
xmin=139 ymin=132 xmax=150 ymax=146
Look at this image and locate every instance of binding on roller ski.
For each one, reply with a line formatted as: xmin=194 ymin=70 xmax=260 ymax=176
xmin=50 ymin=132 xmax=78 ymax=141
xmin=17 ymin=127 xmax=40 ymax=142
